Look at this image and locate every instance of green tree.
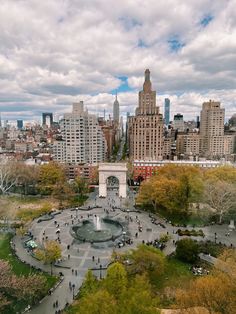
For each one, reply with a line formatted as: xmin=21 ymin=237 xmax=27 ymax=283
xmin=104 ymin=262 xmax=128 ymax=299
xmin=128 ymin=245 xmax=165 ymax=279
xmin=120 ymin=274 xmax=160 ymax=314
xmin=75 ymin=289 xmax=117 ymax=314
xmin=176 ymin=238 xmax=199 ymax=264
xmin=37 ymin=162 xmax=66 ymax=195
xmin=35 ymin=240 xmax=61 ymax=274
xmin=80 ymin=270 xmax=99 ymax=297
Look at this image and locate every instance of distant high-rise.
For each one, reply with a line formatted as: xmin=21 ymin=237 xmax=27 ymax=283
xmin=53 ymin=102 xmax=106 ymax=164
xmin=173 ymin=113 xmax=184 ymax=132
xmin=113 ymin=94 xmax=120 ymax=123
xmin=164 ymin=98 xmax=170 ymax=125
xmin=200 ymin=100 xmax=225 ymax=157
xmin=17 ymin=120 xmax=23 ymax=130
xmin=128 ymin=69 xmax=164 ymax=160
xmin=42 ymin=112 xmax=53 ymax=127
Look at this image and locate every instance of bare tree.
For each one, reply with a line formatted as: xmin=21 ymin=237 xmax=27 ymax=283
xmin=0 ymin=161 xmax=19 ymax=194
xmin=204 ymin=180 xmax=236 ymax=223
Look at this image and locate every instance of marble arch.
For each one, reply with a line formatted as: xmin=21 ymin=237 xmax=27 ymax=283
xmin=99 ymin=163 xmax=127 ymax=198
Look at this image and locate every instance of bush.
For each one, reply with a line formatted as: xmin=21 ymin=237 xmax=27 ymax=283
xmin=176 ymin=238 xmax=199 ymax=264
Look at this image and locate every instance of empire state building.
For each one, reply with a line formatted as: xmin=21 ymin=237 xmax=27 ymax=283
xmin=128 ymin=69 xmax=164 ymax=160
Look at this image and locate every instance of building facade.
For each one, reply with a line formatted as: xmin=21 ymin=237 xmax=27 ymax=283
xmin=53 ymin=102 xmax=106 ymax=165
xmin=128 ymin=69 xmax=164 ymax=160
xmin=113 ymin=94 xmax=120 ymax=124
xmin=200 ymin=100 xmax=225 ymax=158
xmin=164 ymin=98 xmax=170 ymax=125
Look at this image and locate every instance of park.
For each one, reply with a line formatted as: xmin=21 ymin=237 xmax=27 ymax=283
xmin=0 ymin=162 xmax=236 ymax=314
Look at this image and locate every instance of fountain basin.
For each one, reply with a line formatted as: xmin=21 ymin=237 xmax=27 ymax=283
xmin=71 ymin=217 xmax=123 ymax=243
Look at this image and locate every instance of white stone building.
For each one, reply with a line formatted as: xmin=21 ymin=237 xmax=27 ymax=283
xmin=53 ymin=102 xmax=106 ymax=164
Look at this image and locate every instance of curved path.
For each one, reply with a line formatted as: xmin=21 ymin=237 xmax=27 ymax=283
xmin=13 ymin=189 xmax=236 ymax=314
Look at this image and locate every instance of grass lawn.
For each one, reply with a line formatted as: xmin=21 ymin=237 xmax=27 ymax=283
xmin=0 ymin=233 xmax=58 ymax=313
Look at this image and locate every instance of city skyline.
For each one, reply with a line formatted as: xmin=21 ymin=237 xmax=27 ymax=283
xmin=0 ymin=1 xmax=236 ymax=122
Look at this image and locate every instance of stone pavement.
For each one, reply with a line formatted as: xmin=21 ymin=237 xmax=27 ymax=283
xmin=13 ymin=188 xmax=236 ymax=314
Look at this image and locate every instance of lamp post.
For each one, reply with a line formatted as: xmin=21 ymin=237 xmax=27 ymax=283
xmin=99 ymin=264 xmax=102 ymax=279
xmin=72 ymin=283 xmax=75 ymax=299
xmin=123 ymin=231 xmax=126 ymax=244
xmin=214 ymin=232 xmax=217 ymax=244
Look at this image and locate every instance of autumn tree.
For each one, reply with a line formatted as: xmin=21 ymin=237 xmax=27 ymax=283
xmin=35 ymin=240 xmax=61 ymax=274
xmin=0 ymin=260 xmax=46 ymax=312
xmin=37 ymin=162 xmax=66 ymax=195
xmin=175 ymin=272 xmax=236 ymax=314
xmin=137 ymin=165 xmax=203 ymax=218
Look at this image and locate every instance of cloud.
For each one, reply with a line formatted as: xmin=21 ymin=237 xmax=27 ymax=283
xmin=0 ymin=0 xmax=235 ymax=122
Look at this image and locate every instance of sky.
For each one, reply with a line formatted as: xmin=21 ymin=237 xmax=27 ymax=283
xmin=0 ymin=0 xmax=236 ymax=123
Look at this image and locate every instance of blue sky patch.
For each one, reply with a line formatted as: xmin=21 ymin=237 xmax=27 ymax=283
xmin=200 ymin=14 xmax=213 ymax=27
xmin=168 ymin=37 xmax=185 ymax=52
xmin=111 ymin=76 xmax=134 ymax=94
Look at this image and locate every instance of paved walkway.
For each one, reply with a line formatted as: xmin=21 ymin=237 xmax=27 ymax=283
xmin=13 ymin=188 xmax=236 ymax=314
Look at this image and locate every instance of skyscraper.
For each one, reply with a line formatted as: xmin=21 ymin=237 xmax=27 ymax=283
xmin=128 ymin=69 xmax=164 ymax=160
xmin=173 ymin=113 xmax=184 ymax=132
xmin=17 ymin=120 xmax=23 ymax=130
xmin=164 ymin=98 xmax=170 ymax=125
xmin=200 ymin=100 xmax=225 ymax=157
xmin=53 ymin=101 xmax=106 ymax=164
xmin=113 ymin=93 xmax=119 ymax=124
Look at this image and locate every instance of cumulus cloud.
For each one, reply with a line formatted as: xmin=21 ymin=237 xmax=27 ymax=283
xmin=0 ymin=0 xmax=235 ymax=122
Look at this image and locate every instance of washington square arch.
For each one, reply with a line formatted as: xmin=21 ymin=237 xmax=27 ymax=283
xmin=98 ymin=163 xmax=127 ymax=198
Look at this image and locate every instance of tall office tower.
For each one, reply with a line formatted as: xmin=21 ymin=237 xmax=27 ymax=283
xmin=125 ymin=112 xmax=130 ymax=145
xmin=128 ymin=69 xmax=164 ymax=160
xmin=53 ymin=101 xmax=106 ymax=164
xmin=42 ymin=112 xmax=53 ymax=127
xmin=17 ymin=120 xmax=23 ymax=130
xmin=164 ymin=98 xmax=170 ymax=125
xmin=113 ymin=94 xmax=120 ymax=123
xmin=173 ymin=113 xmax=184 ymax=132
xmin=200 ymin=100 xmax=225 ymax=157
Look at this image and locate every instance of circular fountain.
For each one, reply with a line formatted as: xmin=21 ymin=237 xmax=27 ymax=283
xmin=71 ymin=216 xmax=123 ymax=243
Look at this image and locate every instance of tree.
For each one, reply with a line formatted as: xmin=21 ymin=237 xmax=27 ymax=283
xmin=137 ymin=165 xmax=203 ymax=218
xmin=0 ymin=260 xmax=46 ymax=312
xmin=0 ymin=160 xmax=19 ymax=194
xmin=175 ymin=272 xmax=236 ymax=314
xmin=204 ymin=166 xmax=236 ymax=184
xmin=75 ymin=289 xmax=117 ymax=314
xmin=176 ymin=238 xmax=199 ymax=264
xmin=137 ymin=176 xmax=182 ymax=213
xmin=204 ymin=179 xmax=236 ymax=223
xmin=217 ymin=249 xmax=236 ymax=278
xmin=37 ymin=162 xmax=66 ymax=195
xmin=120 ymin=274 xmax=160 ymax=314
xmin=80 ymin=270 xmax=99 ymax=297
xmin=128 ymin=245 xmax=165 ymax=279
xmin=16 ymin=163 xmax=39 ymax=195
xmin=73 ymin=176 xmax=88 ymax=196
xmin=35 ymin=240 xmax=61 ymax=274
xmin=104 ymin=262 xmax=128 ymax=299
